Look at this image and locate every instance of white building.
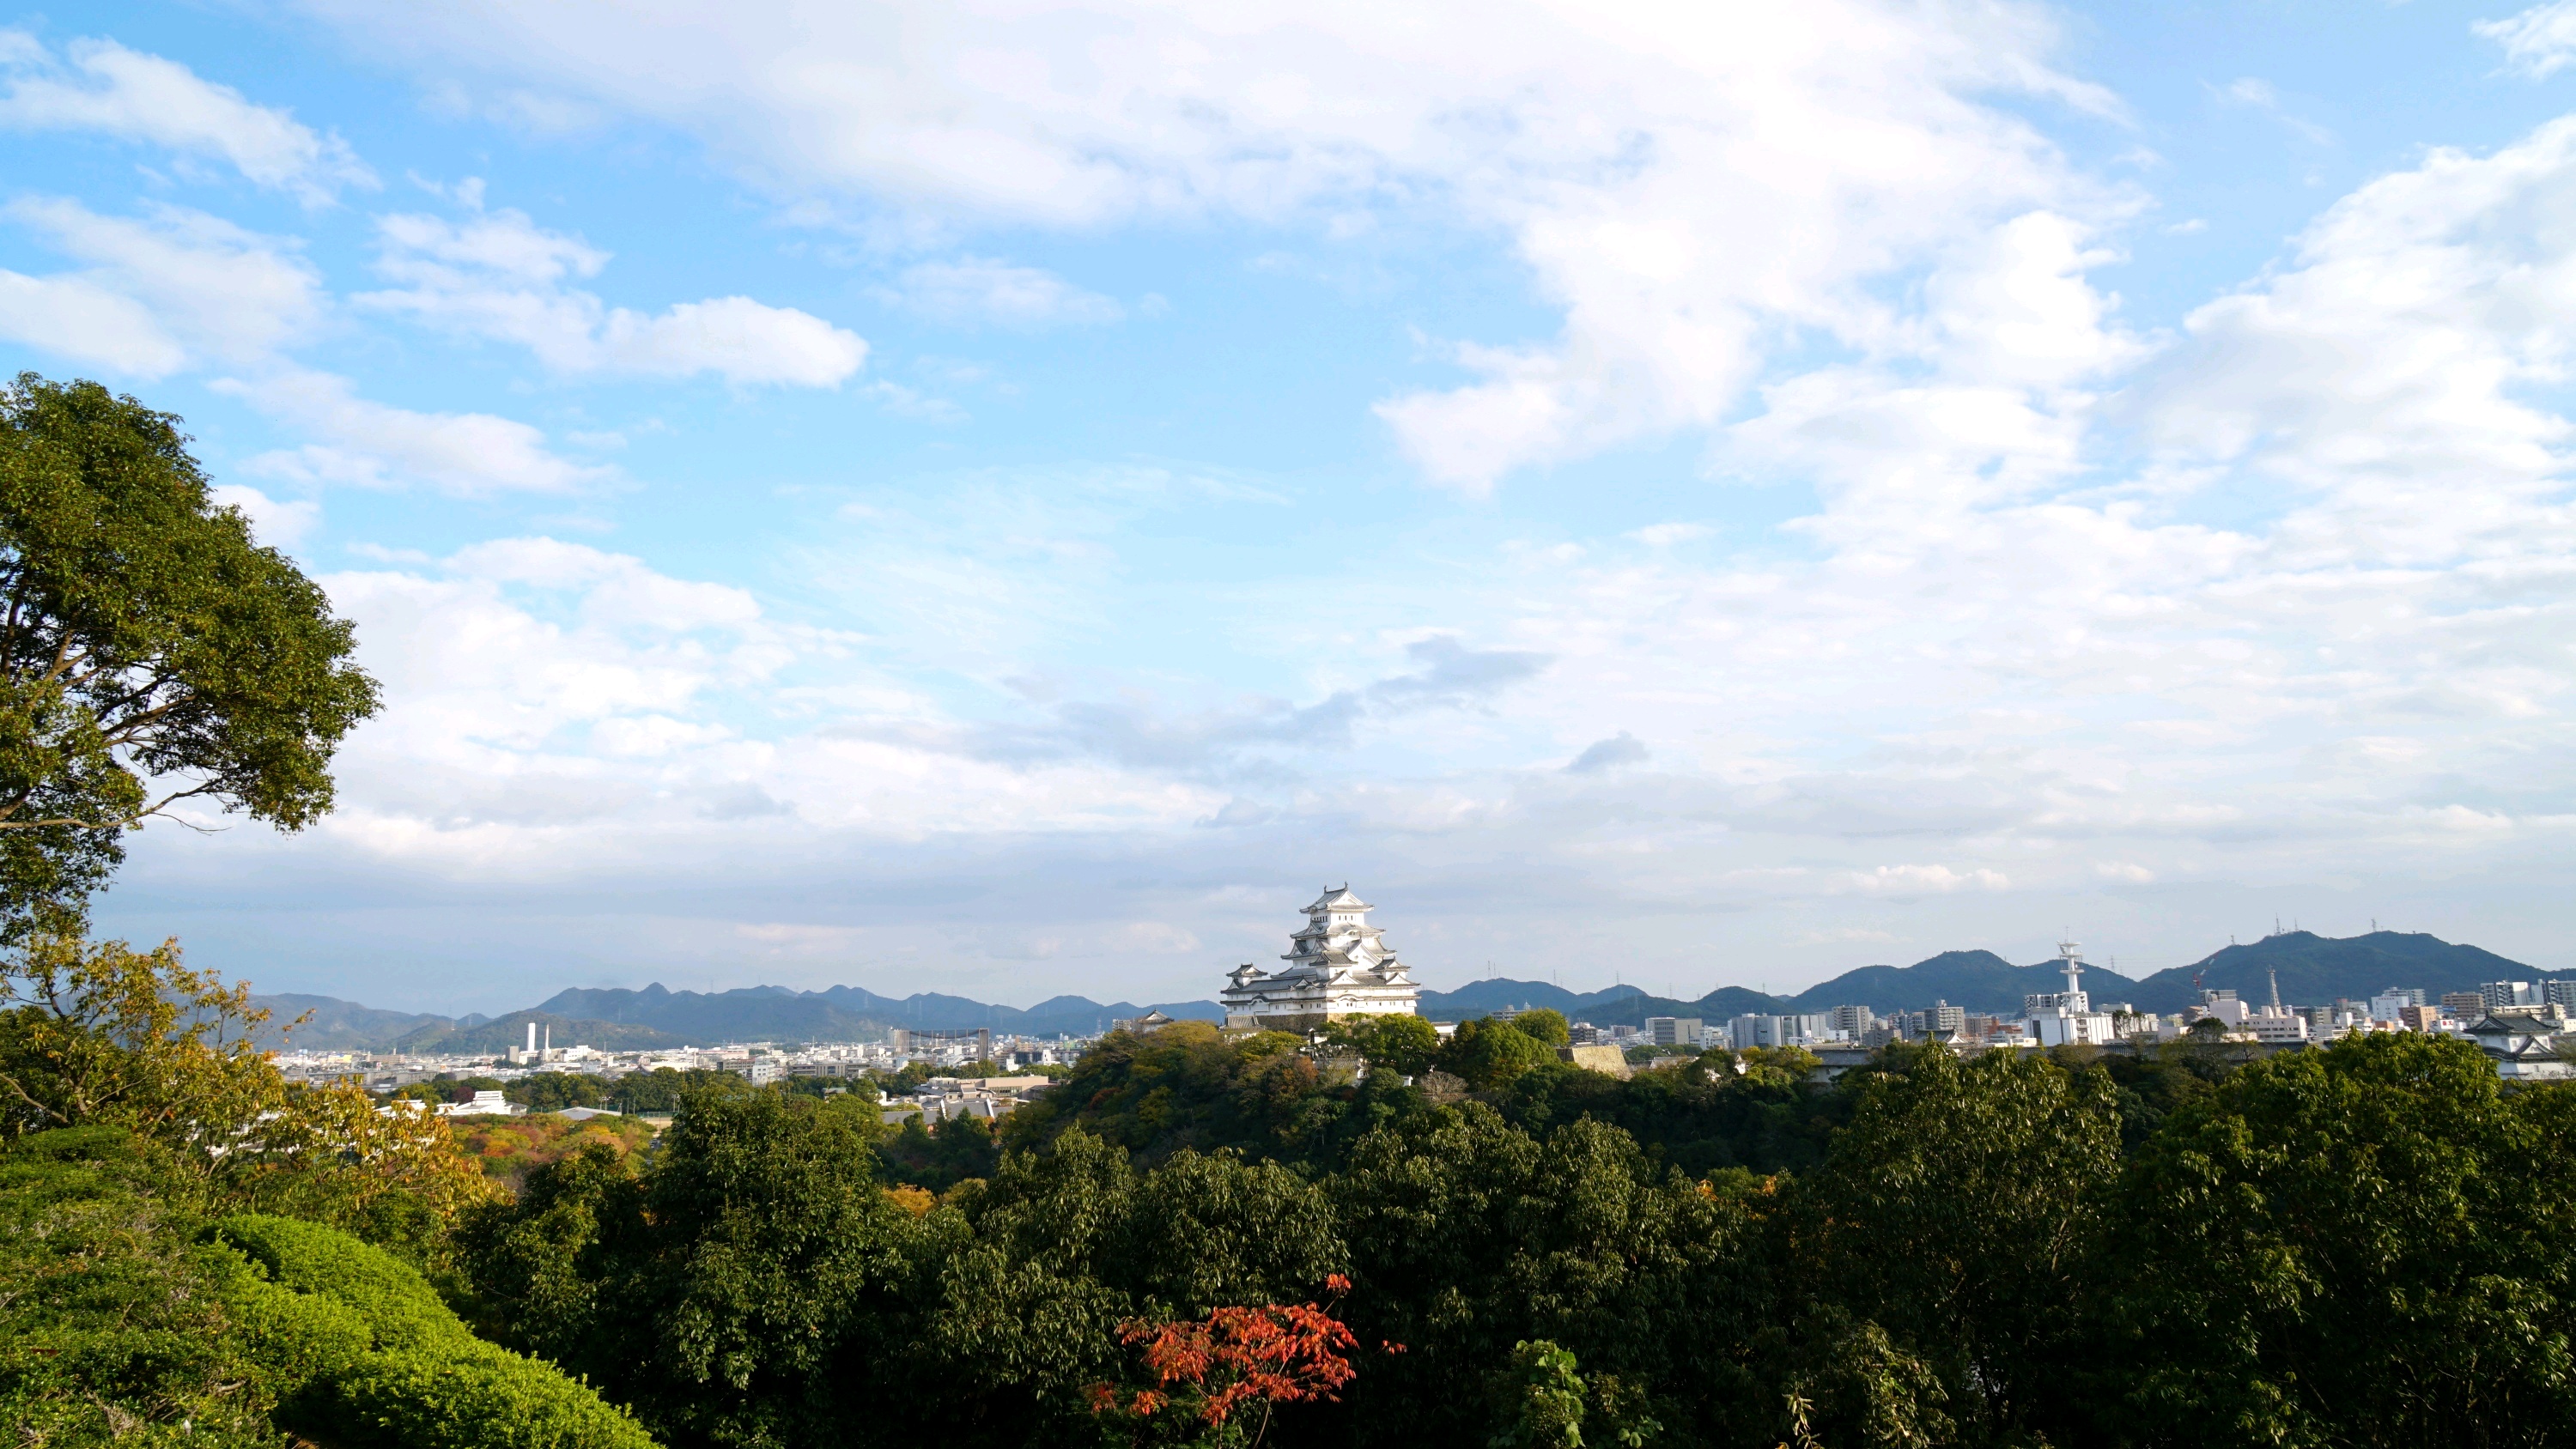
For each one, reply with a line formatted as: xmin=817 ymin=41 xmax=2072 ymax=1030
xmin=1219 ymin=887 xmax=1421 ymax=1033
xmin=2024 ymin=940 xmax=2117 ymax=1048
xmin=2464 ymin=1012 xmax=2576 ymax=1081
xmin=2247 ymin=1013 xmax=2310 ymax=1044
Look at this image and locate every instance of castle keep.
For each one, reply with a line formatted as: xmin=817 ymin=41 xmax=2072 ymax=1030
xmin=1218 ymin=886 xmax=1422 ymax=1033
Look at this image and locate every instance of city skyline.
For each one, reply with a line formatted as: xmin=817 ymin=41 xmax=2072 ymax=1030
xmin=5 ymin=3 xmax=2575 ymax=1012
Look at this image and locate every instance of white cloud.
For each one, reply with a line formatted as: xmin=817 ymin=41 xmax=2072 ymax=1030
xmin=374 ymin=205 xmax=605 ymax=285
xmin=2142 ymin=116 xmax=2576 ymax=563
xmin=1627 ymin=523 xmax=1711 ymax=547
xmin=222 ymin=369 xmax=614 ymax=495
xmin=291 ymin=0 xmax=2117 ymax=489
xmin=209 ymin=483 xmax=321 ymax=549
xmin=882 ymin=257 xmax=1124 ymax=326
xmin=0 ymin=199 xmax=324 ymax=372
xmin=81 ymin=4 xmax=2576 ymax=1004
xmin=0 ymin=33 xmax=374 ymax=202
xmin=357 ymin=207 xmax=868 ymax=385
xmin=0 ymin=267 xmax=183 ymax=375
xmin=599 ymin=295 xmax=868 ymax=385
xmin=1849 ymin=865 xmax=2012 ymax=894
xmin=298 ymin=538 xmax=1218 ymax=876
xmin=2476 ymin=2 xmax=2576 ymax=78
xmin=0 ymin=199 xmax=620 ymax=499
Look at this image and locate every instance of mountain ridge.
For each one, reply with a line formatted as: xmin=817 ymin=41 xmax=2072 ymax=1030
xmin=249 ymin=930 xmax=2561 ymax=1051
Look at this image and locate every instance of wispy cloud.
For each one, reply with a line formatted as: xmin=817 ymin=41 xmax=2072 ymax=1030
xmin=222 ymin=369 xmax=616 ymax=495
xmin=358 ymin=205 xmax=869 ymax=385
xmin=0 ymin=32 xmax=374 ymax=202
xmin=2476 ymin=2 xmax=2576 ymax=77
xmin=0 ymin=198 xmax=322 ymax=374
xmin=878 ymin=256 xmax=1125 ymax=328
xmin=300 ymin=0 xmax=2119 ymax=492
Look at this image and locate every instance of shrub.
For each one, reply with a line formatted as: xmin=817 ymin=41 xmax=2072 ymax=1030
xmin=212 ymin=1212 xmax=659 ymax=1449
xmin=0 ymin=1129 xmax=279 ymax=1446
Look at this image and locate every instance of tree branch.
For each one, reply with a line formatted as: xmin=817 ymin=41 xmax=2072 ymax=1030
xmin=0 ymin=780 xmax=226 ymax=833
xmin=39 ymin=635 xmax=83 ymax=685
xmin=96 ymin=703 xmax=197 ymax=749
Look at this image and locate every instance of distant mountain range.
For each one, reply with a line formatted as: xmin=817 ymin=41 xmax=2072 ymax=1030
xmin=250 ymin=930 xmax=2564 ymax=1052
xmin=251 ymin=981 xmax=1231 ymax=1051
xmin=1575 ymin=931 xmax=2561 ymax=1022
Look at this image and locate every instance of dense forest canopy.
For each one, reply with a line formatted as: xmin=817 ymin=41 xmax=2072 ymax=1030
xmin=11 ymin=943 xmax=2573 ymax=1449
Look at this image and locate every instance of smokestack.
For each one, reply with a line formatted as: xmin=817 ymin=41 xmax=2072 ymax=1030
xmin=543 ymin=1023 xmax=551 ymax=1058
xmin=526 ymin=1022 xmax=537 ymax=1053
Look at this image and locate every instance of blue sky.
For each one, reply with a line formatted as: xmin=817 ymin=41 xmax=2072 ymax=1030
xmin=8 ymin=0 xmax=2576 ymax=1012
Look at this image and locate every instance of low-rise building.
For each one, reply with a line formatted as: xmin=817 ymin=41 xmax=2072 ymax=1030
xmin=2463 ymin=1012 xmax=2576 ymax=1081
xmin=436 ymin=1089 xmax=515 ymax=1117
xmin=2247 ymin=1011 xmax=2310 ymax=1044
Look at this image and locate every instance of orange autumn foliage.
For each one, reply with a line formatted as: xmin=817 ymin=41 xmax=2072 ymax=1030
xmin=1089 ymin=1275 xmax=1400 ymax=1444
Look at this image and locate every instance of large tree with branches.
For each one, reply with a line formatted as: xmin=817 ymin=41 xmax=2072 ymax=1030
xmin=0 ymin=373 xmax=378 ymax=940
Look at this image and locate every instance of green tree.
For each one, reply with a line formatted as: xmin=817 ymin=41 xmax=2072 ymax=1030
xmin=1332 ymin=1106 xmax=1751 ymax=1447
xmin=881 ymin=1113 xmax=1002 ymax=1192
xmin=507 ymin=1072 xmax=609 ymax=1113
xmin=0 ymin=934 xmax=489 ymax=1244
xmin=1322 ymin=1014 xmax=1441 ymax=1078
xmin=1003 ymin=1022 xmax=1418 ymax=1168
xmin=1508 ymin=1009 xmax=1570 ymax=1047
xmin=462 ymin=1088 xmax=926 ymax=1449
xmin=0 ymin=375 xmax=378 ymax=939
xmin=606 ymin=1067 xmax=744 ymax=1114
xmin=2115 ymin=1033 xmax=2576 ymax=1447
xmin=452 ymin=1143 xmax=650 ymax=1379
xmin=917 ymin=1130 xmax=1350 ymax=1446
xmin=1 ymin=1128 xmax=635 ymax=1449
xmin=1783 ymin=1046 xmax=2117 ymax=1446
xmin=212 ymin=1211 xmax=655 ymax=1449
xmin=1493 ymin=1339 xmax=1588 ymax=1447
xmin=1438 ymin=1017 xmax=1555 ymax=1090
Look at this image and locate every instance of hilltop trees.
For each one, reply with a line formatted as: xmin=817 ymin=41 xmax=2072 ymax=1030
xmin=0 ymin=373 xmax=377 ymax=940
xmin=1323 ymin=1012 xmax=1440 ymax=1077
xmin=1434 ymin=1016 xmax=1558 ymax=1089
xmin=2115 ymin=1033 xmax=2576 ymax=1446
xmin=405 ymin=1022 xmax=2576 ymax=1448
xmin=1780 ymin=1048 xmax=2120 ymax=1444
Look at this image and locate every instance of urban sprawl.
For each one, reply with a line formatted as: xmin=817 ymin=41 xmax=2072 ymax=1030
xmin=279 ymin=889 xmax=2576 ymax=1123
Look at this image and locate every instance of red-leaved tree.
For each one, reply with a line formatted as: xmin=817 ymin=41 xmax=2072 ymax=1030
xmin=1088 ymin=1275 xmax=1400 ymax=1448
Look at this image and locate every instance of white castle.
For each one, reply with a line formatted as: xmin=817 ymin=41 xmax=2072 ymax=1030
xmin=1219 ymin=886 xmax=1422 ymax=1033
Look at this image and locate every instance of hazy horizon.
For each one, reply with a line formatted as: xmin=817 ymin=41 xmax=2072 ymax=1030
xmin=247 ymin=924 xmax=2521 ymax=1019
